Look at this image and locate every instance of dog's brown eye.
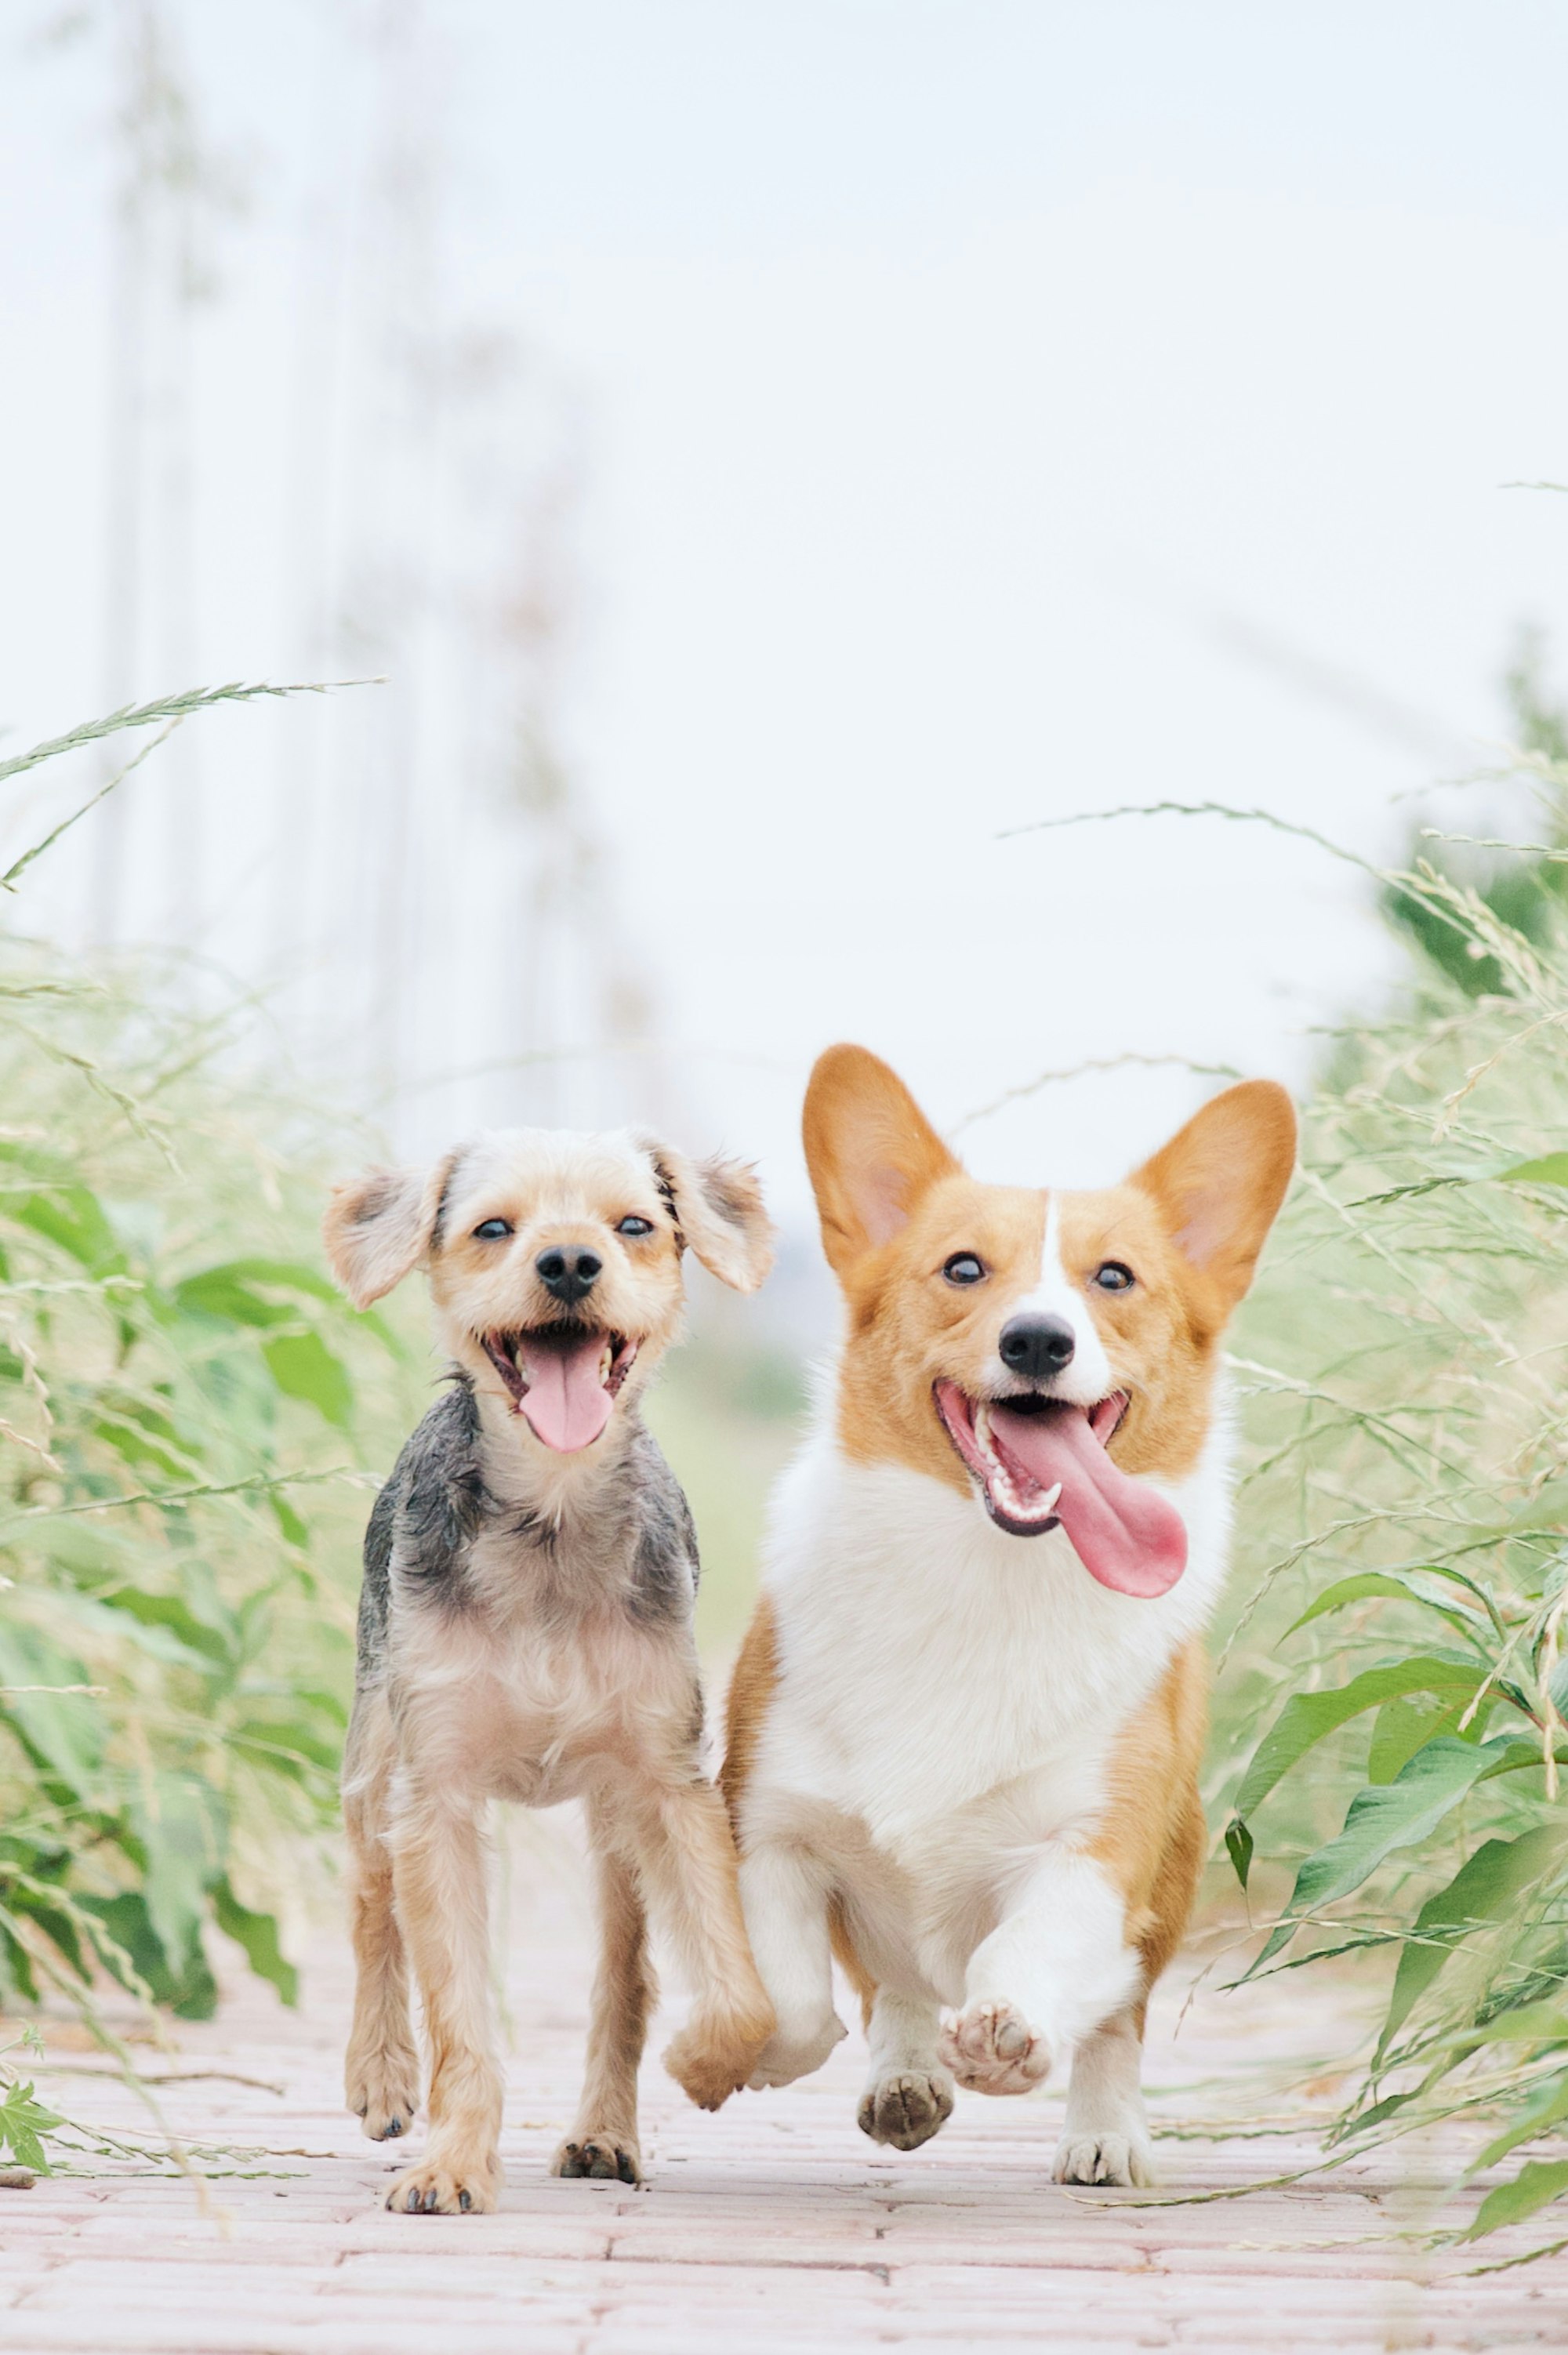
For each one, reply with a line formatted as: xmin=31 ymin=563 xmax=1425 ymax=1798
xmin=617 ymin=1216 xmax=655 ymax=1238
xmin=1094 ymin=1261 xmax=1134 ymax=1292
xmin=473 ymin=1218 xmax=512 ymax=1242
xmin=943 ymin=1253 xmax=985 ymax=1286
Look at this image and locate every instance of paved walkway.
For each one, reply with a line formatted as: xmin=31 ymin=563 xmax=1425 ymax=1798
xmin=2 ymin=1812 xmax=1564 ymax=2353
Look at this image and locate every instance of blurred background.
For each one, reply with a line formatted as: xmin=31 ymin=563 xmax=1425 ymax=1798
xmin=2 ymin=0 xmax=1568 ymax=1631
xmin=5 ymin=2 xmax=1568 ymax=1179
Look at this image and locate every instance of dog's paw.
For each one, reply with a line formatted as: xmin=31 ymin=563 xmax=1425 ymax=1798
xmin=938 ymin=1999 xmax=1052 ymax=2096
xmin=745 ymin=2008 xmax=847 ymax=2091
xmin=664 ymin=2001 xmax=776 ymax=2111
xmin=551 ymin=2132 xmax=641 ymax=2186
xmin=1053 ymin=2129 xmax=1154 ymax=2188
xmin=857 ymin=2066 xmax=955 ymax=2151
xmin=385 ymin=2153 xmax=499 ymax=2215
xmin=347 ymin=2045 xmax=420 ymax=2143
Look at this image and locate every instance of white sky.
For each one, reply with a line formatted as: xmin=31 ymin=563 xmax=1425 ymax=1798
xmin=2 ymin=0 xmax=1566 ymax=1243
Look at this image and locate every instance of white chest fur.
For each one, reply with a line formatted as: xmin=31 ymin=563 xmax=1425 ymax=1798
xmin=753 ymin=1406 xmax=1234 ymax=1860
xmin=389 ymin=1575 xmax=696 ymax=1812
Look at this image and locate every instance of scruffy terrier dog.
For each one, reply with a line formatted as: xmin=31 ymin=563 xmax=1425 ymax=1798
xmin=324 ymin=1128 xmax=778 ymax=2213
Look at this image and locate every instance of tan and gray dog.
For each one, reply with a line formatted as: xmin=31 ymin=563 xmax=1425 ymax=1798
xmin=324 ymin=1127 xmax=777 ymax=2212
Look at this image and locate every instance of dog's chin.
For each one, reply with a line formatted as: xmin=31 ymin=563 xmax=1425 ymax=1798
xmin=475 ymin=1323 xmax=642 ymax=1454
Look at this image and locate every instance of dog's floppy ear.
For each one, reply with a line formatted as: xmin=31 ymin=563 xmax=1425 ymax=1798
xmin=1129 ymin=1080 xmax=1297 ymax=1321
xmin=640 ymin=1141 xmax=775 ymax=1294
xmin=804 ymin=1043 xmax=960 ymax=1279
xmin=323 ymin=1154 xmax=458 ymax=1310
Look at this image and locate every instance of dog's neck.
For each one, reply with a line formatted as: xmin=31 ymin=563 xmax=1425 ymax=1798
xmin=465 ymin=1370 xmax=642 ymax=1530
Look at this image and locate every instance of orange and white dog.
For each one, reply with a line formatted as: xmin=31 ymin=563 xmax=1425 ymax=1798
xmin=720 ymin=1046 xmax=1294 ymax=2185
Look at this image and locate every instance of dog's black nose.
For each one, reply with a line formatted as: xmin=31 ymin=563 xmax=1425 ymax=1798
xmin=998 ymin=1313 xmax=1076 ymax=1380
xmin=536 ymin=1246 xmax=602 ymax=1305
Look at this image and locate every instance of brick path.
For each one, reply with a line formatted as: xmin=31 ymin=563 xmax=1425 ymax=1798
xmin=2 ymin=1811 xmax=1564 ymax=2354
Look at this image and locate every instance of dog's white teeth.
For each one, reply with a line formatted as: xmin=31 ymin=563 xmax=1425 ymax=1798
xmin=599 ymin=1342 xmax=613 ymax=1384
xmin=1039 ymin=1482 xmax=1062 ymax=1515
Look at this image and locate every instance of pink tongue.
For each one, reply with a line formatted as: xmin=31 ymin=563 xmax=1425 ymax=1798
xmin=987 ymin=1403 xmax=1188 ymax=1597
xmin=516 ymin=1334 xmax=613 ymax=1453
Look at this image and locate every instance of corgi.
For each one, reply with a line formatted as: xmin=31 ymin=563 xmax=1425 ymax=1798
xmin=720 ymin=1045 xmax=1294 ymax=2185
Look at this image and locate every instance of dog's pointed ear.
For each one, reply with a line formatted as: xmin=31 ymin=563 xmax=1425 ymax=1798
xmin=1130 ymin=1080 xmax=1297 ymax=1319
xmin=641 ymin=1142 xmax=775 ymax=1294
xmin=804 ymin=1044 xmax=960 ymax=1279
xmin=323 ymin=1154 xmax=458 ymax=1310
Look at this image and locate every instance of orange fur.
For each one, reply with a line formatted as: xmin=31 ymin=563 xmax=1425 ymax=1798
xmin=720 ymin=1595 xmax=779 ymax=1820
xmin=1084 ymin=1639 xmax=1211 ymax=2007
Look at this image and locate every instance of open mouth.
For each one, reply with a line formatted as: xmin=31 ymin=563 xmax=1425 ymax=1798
xmin=932 ymin=1380 xmax=1188 ymax=1598
xmin=480 ymin=1323 xmax=640 ymax=1453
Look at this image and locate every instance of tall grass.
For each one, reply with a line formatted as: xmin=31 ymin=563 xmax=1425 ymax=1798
xmin=0 ymin=688 xmax=423 ymax=2172
xmin=1185 ymin=739 xmax=1568 ymax=2256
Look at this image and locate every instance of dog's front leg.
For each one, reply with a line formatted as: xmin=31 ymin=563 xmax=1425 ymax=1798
xmin=1052 ymin=2005 xmax=1155 ymax=2186
xmin=938 ymin=1848 xmax=1142 ymax=2114
xmin=385 ymin=1792 xmax=503 ymax=2215
xmin=735 ymin=1837 xmax=846 ymax=2089
xmin=552 ymin=1799 xmax=653 ymax=2186
xmin=857 ymin=1990 xmax=953 ymax=2150
xmin=633 ymin=1778 xmax=777 ymax=2110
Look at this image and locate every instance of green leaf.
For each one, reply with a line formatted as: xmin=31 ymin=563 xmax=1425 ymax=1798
xmin=260 ymin=1331 xmax=352 ymax=1430
xmin=1377 ymin=1827 xmax=1561 ymax=2061
xmin=1248 ymin=1736 xmax=1505 ymax=1976
xmin=175 ymin=1259 xmax=399 ymax=1355
xmin=11 ymin=1186 xmax=126 ymax=1277
xmin=1368 ymin=1694 xmax=1467 ymax=1783
xmin=1233 ymin=1656 xmax=1484 ymax=1819
xmin=1474 ymin=2071 xmax=1568 ymax=2174
xmin=0 ymin=2079 xmax=63 ymax=2174
xmin=135 ymin=1779 xmax=220 ymax=1990
xmin=174 ymin=1269 xmax=291 ymax=1329
xmin=212 ymin=1878 xmax=297 ymax=2008
xmin=1225 ymin=1816 xmax=1254 ymax=1890
xmin=1352 ymin=1151 xmax=1568 ymax=1207
xmin=233 ymin=1718 xmax=339 ymax=1780
xmin=77 ymin=1891 xmax=217 ymax=2019
xmin=0 ymin=1626 xmax=103 ymax=1792
xmin=1463 ymin=2001 xmax=1568 ymax=2046
xmin=1285 ymin=1569 xmax=1489 ymax=1640
xmin=269 ymin=1490 xmax=310 ymax=1548
xmin=1463 ymin=2158 xmax=1568 ymax=2242
xmin=7 ymin=1893 xmax=88 ymax=1983
xmin=42 ymin=1589 xmax=220 ymax=1677
xmin=1498 ymin=1152 xmax=1568 ymax=1188
xmin=93 ymin=1393 xmax=194 ymax=1481
xmin=87 ymin=1588 xmax=230 ymax=1666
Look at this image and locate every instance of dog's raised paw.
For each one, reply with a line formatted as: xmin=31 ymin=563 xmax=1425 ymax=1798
xmin=347 ymin=2047 xmax=420 ymax=2143
xmin=665 ymin=2002 xmax=778 ymax=2110
xmin=386 ymin=2155 xmax=499 ymax=2215
xmin=938 ymin=1999 xmax=1051 ymax=2096
xmin=857 ymin=2067 xmax=954 ymax=2151
xmin=744 ymin=2009 xmax=847 ymax=2092
xmin=551 ymin=2134 xmax=641 ymax=2186
xmin=1053 ymin=2131 xmax=1153 ymax=2188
